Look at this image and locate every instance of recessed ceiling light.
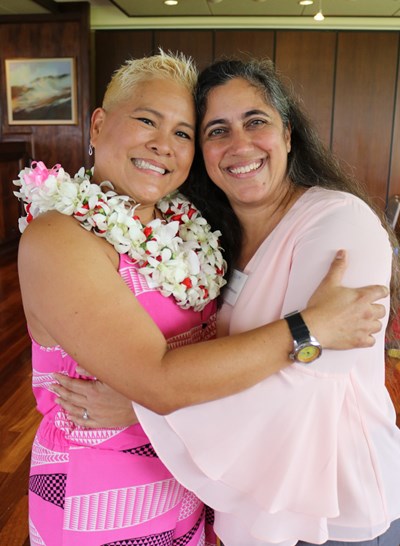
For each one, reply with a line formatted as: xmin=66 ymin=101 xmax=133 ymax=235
xmin=164 ymin=0 xmax=178 ymax=5
xmin=299 ymin=0 xmax=314 ymax=4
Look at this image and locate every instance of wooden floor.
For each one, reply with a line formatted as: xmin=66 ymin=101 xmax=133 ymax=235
xmin=0 ymin=242 xmax=399 ymax=546
xmin=0 ymin=243 xmax=40 ymax=546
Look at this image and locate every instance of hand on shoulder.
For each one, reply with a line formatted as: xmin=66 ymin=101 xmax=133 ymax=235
xmin=303 ymin=250 xmax=388 ymax=350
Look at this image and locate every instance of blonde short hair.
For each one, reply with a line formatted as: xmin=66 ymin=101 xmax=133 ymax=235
xmin=102 ymin=50 xmax=198 ymax=111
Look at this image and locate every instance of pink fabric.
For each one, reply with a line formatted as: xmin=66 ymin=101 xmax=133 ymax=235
xmin=135 ymin=187 xmax=400 ymax=546
xmin=29 ymin=252 xmax=217 ymax=546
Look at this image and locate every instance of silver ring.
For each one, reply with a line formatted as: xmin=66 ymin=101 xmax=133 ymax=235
xmin=82 ymin=408 xmax=89 ymax=420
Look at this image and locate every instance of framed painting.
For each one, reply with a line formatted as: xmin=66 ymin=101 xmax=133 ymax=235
xmin=5 ymin=57 xmax=77 ymax=125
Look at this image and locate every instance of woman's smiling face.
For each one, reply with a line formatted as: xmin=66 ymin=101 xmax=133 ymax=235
xmin=199 ymin=77 xmax=292 ymax=211
xmin=90 ymin=77 xmax=196 ymax=209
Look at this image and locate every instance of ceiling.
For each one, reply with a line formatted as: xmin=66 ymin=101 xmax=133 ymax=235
xmin=1 ymin=0 xmax=400 ymax=30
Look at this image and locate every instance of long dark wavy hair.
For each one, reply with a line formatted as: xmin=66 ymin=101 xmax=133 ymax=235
xmin=182 ymin=57 xmax=400 ymax=335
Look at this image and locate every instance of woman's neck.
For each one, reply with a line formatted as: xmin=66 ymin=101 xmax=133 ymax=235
xmin=235 ymin=185 xmax=306 ymax=270
xmin=135 ymin=204 xmax=158 ymax=225
xmin=90 ymin=172 xmax=158 ymax=225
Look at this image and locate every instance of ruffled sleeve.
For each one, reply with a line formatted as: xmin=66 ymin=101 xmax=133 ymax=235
xmin=134 ymin=189 xmax=400 ymax=545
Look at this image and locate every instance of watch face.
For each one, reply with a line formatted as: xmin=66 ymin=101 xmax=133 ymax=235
xmin=297 ymin=344 xmax=322 ymax=363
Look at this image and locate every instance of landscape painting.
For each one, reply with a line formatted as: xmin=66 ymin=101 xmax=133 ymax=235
xmin=5 ymin=58 xmax=77 ymax=125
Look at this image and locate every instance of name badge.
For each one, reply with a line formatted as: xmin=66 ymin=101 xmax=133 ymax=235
xmin=223 ymin=269 xmax=248 ymax=306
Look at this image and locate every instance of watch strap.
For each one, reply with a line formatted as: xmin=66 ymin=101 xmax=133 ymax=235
xmin=284 ymin=311 xmax=310 ymax=344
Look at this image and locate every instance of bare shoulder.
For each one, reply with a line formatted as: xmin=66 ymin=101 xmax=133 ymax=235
xmin=18 ymin=211 xmax=121 ymax=345
xmin=19 ymin=211 xmax=117 ymax=273
xmin=19 ymin=211 xmax=94 ymax=257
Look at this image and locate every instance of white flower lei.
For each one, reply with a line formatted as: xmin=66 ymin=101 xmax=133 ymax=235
xmin=13 ymin=161 xmax=227 ymax=312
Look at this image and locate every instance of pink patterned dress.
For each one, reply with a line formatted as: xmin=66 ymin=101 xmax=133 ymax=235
xmin=28 ymin=253 xmax=217 ymax=546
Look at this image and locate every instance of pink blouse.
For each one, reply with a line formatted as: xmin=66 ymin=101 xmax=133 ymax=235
xmin=135 ymin=187 xmax=400 ymax=546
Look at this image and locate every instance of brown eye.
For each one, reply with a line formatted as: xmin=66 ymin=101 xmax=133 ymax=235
xmin=208 ymin=127 xmax=226 ymax=138
xmin=136 ymin=117 xmax=155 ymax=126
xmin=248 ymin=118 xmax=267 ymax=127
xmin=176 ymin=131 xmax=191 ymax=140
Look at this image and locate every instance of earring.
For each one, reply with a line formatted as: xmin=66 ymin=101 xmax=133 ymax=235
xmin=88 ymin=143 xmax=94 ymax=156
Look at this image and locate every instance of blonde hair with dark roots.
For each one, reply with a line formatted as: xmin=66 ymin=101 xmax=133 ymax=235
xmin=102 ymin=50 xmax=198 ymax=111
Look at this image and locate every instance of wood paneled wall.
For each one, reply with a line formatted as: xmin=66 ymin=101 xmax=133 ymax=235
xmin=0 ymin=142 xmax=30 ymax=245
xmin=333 ymin=32 xmax=399 ymax=208
xmin=275 ymin=31 xmax=337 ymax=147
xmin=0 ymin=21 xmax=398 ymax=212
xmin=0 ymin=4 xmax=91 ymax=175
xmin=95 ymin=29 xmax=400 ymax=209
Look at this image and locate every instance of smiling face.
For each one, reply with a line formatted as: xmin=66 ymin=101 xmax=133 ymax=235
xmin=90 ymin=77 xmax=196 ymax=214
xmin=199 ymin=77 xmax=292 ymax=213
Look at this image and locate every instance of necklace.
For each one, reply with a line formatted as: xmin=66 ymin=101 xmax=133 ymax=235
xmin=14 ymin=161 xmax=227 ymax=312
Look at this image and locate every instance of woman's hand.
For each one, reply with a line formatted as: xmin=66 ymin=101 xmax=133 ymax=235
xmin=303 ymin=249 xmax=388 ymax=349
xmin=52 ymin=369 xmax=138 ymax=428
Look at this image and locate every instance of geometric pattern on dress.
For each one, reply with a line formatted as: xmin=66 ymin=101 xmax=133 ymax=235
xmin=32 ymin=367 xmax=62 ymax=391
xmin=37 ymin=343 xmax=69 ymax=358
xmin=120 ymin=263 xmax=155 ymax=297
xmin=31 ymin=436 xmax=69 ymax=468
xmin=29 ymin=517 xmax=46 ymax=546
xmin=204 ymin=506 xmax=214 ymax=527
xmin=173 ymin=510 xmax=203 ymax=546
xmin=37 ymin=343 xmax=64 ymax=354
xmin=55 ymin=409 xmax=126 ymax=445
xmin=122 ymin=443 xmax=158 ymax=458
xmin=29 ymin=473 xmax=66 ymax=508
xmin=199 ymin=313 xmax=217 ymax=342
xmin=167 ymin=313 xmax=217 ymax=350
xmin=63 ymin=478 xmax=185 ymax=531
xmin=196 ymin=531 xmax=205 ymax=546
xmin=177 ymin=490 xmax=201 ymax=521
xmin=101 ymin=529 xmax=174 ymax=546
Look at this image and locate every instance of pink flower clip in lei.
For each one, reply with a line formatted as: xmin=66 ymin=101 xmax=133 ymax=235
xmin=13 ymin=161 xmax=227 ymax=312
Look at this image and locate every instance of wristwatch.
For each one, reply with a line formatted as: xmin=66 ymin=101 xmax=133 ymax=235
xmin=284 ymin=311 xmax=322 ymax=364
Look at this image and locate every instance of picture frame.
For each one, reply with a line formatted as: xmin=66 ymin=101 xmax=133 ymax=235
xmin=5 ymin=57 xmax=77 ymax=125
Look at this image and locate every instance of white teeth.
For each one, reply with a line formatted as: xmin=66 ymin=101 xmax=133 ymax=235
xmin=229 ymin=160 xmax=262 ymax=175
xmin=134 ymin=159 xmax=166 ymax=175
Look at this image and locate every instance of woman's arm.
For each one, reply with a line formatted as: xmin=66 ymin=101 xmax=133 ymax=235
xmin=52 ymin=245 xmax=385 ymax=428
xmin=282 ymin=195 xmax=391 ymax=374
xmin=19 ymin=211 xmax=386 ymax=414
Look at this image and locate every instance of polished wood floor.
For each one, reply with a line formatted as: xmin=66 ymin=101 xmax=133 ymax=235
xmin=0 ymin=243 xmax=40 ymax=546
xmin=0 ymin=242 xmax=399 ymax=546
